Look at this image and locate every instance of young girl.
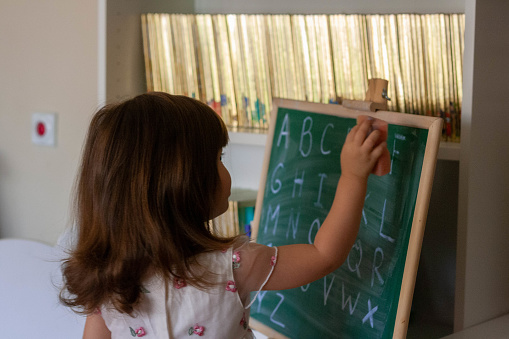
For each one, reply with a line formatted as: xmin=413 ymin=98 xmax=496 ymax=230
xmin=60 ymin=92 xmax=387 ymax=338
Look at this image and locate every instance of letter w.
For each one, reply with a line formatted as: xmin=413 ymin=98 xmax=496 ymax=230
xmin=342 ymin=282 xmax=360 ymax=315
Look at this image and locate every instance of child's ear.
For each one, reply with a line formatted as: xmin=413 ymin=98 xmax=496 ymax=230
xmin=356 ymin=115 xmax=391 ymax=176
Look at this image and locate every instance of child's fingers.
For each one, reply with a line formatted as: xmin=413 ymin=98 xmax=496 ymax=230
xmin=345 ymin=124 xmax=360 ymax=143
xmin=353 ymin=119 xmax=375 ymax=144
xmin=371 ymin=141 xmax=387 ymax=159
xmin=361 ymin=129 xmax=381 ymax=150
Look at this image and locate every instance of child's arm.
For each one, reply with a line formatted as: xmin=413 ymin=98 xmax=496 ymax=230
xmin=83 ymin=313 xmax=111 ymax=339
xmin=263 ymin=118 xmax=387 ymax=291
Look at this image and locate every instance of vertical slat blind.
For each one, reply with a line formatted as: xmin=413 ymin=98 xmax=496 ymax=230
xmin=142 ymin=14 xmax=464 ymax=141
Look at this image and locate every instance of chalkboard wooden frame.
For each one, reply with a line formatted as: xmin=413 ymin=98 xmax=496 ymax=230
xmin=250 ymin=98 xmax=443 ymax=339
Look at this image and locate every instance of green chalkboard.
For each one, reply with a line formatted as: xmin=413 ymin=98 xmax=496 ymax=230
xmin=250 ymin=99 xmax=442 ymax=339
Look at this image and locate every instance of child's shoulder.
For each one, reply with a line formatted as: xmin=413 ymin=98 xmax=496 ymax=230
xmin=229 ymin=236 xmax=277 ymax=274
xmin=231 ymin=234 xmax=251 ymax=250
xmin=231 ymin=235 xmax=275 ymax=255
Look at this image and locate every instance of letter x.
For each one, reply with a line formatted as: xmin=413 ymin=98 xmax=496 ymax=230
xmin=362 ymin=299 xmax=378 ymax=328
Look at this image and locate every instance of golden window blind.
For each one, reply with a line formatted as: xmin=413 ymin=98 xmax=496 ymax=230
xmin=141 ymin=13 xmax=464 ymax=141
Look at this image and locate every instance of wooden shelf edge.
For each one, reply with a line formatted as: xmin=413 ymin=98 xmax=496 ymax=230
xmin=437 ymin=142 xmax=461 ymax=161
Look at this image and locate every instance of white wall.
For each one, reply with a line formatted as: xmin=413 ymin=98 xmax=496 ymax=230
xmin=455 ymin=0 xmax=509 ymax=330
xmin=0 ymin=0 xmax=195 ymax=246
xmin=0 ymin=0 xmax=101 ymax=245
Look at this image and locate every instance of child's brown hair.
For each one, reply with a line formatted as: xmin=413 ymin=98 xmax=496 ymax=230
xmin=60 ymin=92 xmax=237 ymax=315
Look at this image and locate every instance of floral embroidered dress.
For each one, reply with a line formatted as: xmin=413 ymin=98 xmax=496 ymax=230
xmin=100 ymin=236 xmax=278 ymax=338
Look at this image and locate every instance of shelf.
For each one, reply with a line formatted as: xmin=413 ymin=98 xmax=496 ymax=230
xmin=228 ymin=130 xmax=267 ymax=146
xmin=228 ymin=131 xmax=460 ymax=161
xmin=229 ymin=188 xmax=257 ymax=204
xmin=437 ymin=142 xmax=461 ymax=161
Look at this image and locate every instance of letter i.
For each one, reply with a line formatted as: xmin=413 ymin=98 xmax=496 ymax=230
xmin=314 ymin=173 xmax=327 ymax=208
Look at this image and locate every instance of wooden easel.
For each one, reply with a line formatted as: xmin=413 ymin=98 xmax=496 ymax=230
xmin=249 ymin=78 xmax=442 ymax=339
xmin=342 ymin=78 xmax=390 ymax=112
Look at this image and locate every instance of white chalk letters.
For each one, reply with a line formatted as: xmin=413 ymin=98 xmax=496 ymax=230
xmin=259 ymin=114 xmax=401 ymax=332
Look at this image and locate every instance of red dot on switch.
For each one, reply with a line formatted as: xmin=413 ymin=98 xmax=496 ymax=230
xmin=37 ymin=122 xmax=46 ymax=136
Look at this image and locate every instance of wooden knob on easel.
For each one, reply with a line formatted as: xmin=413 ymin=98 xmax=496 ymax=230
xmin=365 ymin=78 xmax=389 ymax=111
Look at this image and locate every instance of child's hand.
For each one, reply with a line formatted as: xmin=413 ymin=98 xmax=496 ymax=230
xmin=340 ymin=118 xmax=388 ymax=182
xmin=357 ymin=115 xmax=391 ymax=176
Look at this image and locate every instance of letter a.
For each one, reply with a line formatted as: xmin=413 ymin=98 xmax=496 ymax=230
xmin=277 ymin=114 xmax=290 ymax=149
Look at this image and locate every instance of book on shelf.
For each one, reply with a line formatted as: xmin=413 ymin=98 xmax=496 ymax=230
xmin=141 ymin=13 xmax=464 ymax=141
xmin=211 ymin=189 xmax=257 ymax=239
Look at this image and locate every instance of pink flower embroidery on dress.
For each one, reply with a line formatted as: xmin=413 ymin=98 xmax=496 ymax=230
xmin=232 ymin=251 xmax=241 ymax=269
xmin=188 ymin=324 xmax=205 ymax=336
xmin=129 ymin=326 xmax=146 ymax=337
xmin=232 ymin=251 xmax=241 ymax=262
xmin=240 ymin=312 xmax=248 ymax=330
xmin=174 ymin=277 xmax=187 ymax=289
xmin=226 ymin=280 xmax=237 ymax=292
xmin=271 ymin=255 xmax=277 ymax=266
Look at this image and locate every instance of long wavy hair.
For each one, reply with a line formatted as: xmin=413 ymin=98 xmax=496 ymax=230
xmin=60 ymin=92 xmax=237 ymax=315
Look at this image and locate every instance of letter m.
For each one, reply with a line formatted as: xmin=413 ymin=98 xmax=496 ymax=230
xmin=264 ymin=204 xmax=280 ymax=236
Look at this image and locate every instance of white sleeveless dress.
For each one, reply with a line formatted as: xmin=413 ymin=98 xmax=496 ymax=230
xmin=100 ymin=237 xmax=277 ymax=339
